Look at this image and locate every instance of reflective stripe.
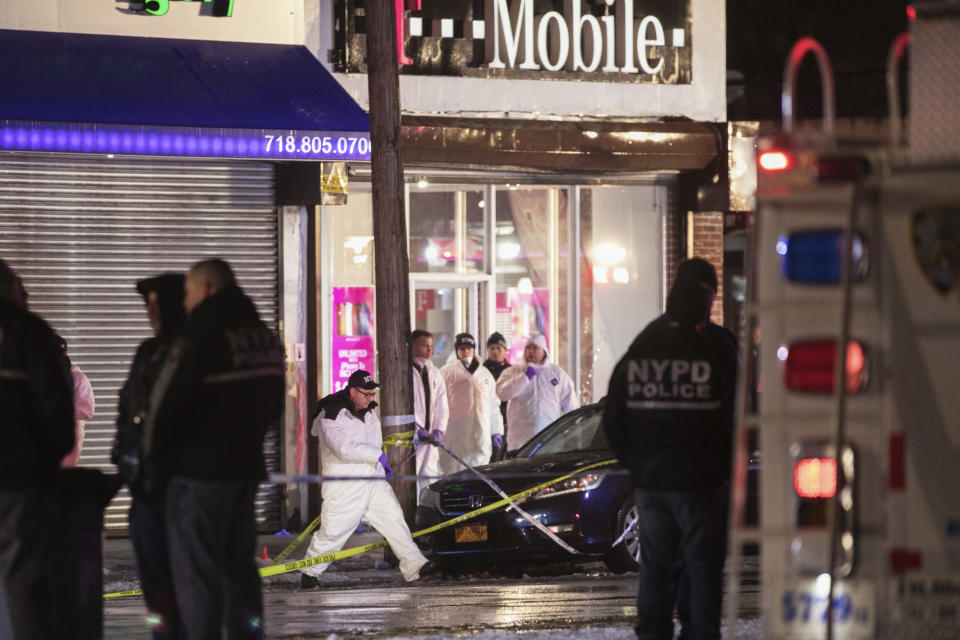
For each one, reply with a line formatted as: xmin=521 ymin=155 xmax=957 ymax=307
xmin=202 ymin=367 xmax=284 ymax=385
xmin=626 ymin=400 xmax=722 ymax=410
xmin=0 ymin=369 xmax=28 ymax=381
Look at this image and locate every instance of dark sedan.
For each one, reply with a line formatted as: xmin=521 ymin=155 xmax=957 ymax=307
xmin=416 ymin=402 xmax=640 ymax=574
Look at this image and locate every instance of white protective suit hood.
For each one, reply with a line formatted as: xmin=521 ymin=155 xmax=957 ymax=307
xmin=495 ymin=350 xmax=579 ymax=451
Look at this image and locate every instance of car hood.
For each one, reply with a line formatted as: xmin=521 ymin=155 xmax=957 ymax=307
xmin=427 ymin=450 xmax=620 ymax=497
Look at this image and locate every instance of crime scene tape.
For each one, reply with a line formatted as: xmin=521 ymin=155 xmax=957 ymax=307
xmin=273 ymin=513 xmax=323 ymax=564
xmin=382 ymin=429 xmax=416 ymax=450
xmin=431 ymin=438 xmax=584 ymax=555
xmin=103 ymin=457 xmax=616 ymax=598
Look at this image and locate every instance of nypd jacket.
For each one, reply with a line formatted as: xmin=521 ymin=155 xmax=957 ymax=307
xmin=602 ymin=315 xmax=738 ymax=491
xmin=147 ymin=286 xmax=284 ymax=481
xmin=0 ymin=298 xmax=74 ymax=485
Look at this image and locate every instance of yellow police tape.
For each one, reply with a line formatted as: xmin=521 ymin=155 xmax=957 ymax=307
xmin=272 ymin=512 xmax=323 ymax=564
xmin=382 ymin=429 xmax=416 ymax=450
xmin=103 ymin=457 xmax=617 ymax=598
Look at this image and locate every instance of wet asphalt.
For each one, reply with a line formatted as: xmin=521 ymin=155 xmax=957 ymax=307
xmin=101 ymin=532 xmax=759 ymax=639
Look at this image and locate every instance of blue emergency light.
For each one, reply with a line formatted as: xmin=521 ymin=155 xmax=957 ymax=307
xmin=777 ymin=229 xmax=868 ymax=284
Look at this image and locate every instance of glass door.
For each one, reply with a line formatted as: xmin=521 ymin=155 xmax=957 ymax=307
xmin=410 ymin=273 xmax=492 ymax=368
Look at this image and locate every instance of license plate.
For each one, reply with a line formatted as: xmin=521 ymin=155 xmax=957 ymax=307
xmin=454 ymin=524 xmax=488 ymax=543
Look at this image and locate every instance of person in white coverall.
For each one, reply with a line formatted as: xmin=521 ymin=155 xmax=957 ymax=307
xmin=300 ymin=370 xmax=430 ymax=588
xmin=496 ymin=333 xmax=579 ymax=451
xmin=410 ymin=330 xmax=449 ymax=493
xmin=439 ymin=333 xmax=504 ymax=473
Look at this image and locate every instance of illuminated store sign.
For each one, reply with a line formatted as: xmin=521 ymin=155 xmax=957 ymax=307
xmin=122 ymin=0 xmax=235 ymax=17
xmin=0 ymin=121 xmax=371 ymax=162
xmin=336 ymin=0 xmax=691 ymax=84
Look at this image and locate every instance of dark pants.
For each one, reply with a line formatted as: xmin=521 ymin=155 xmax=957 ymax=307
xmin=634 ymin=487 xmax=727 ymax=640
xmin=165 ymin=477 xmax=263 ymax=640
xmin=130 ymin=493 xmax=180 ymax=639
xmin=0 ymin=488 xmax=57 ymax=640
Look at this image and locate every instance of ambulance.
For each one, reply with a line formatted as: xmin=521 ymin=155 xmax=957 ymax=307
xmin=726 ymin=8 xmax=960 ymax=638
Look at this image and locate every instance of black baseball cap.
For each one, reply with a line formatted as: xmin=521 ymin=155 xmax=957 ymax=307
xmin=347 ymin=370 xmax=380 ymax=390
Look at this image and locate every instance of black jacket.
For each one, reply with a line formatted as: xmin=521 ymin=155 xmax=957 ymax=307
xmin=148 ymin=286 xmax=284 ymax=481
xmin=112 ymin=336 xmax=173 ymax=492
xmin=483 ymin=358 xmax=511 ymax=426
xmin=0 ymin=298 xmax=74 ymax=486
xmin=602 ymin=315 xmax=738 ymax=490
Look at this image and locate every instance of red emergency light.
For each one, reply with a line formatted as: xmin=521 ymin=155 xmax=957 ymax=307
xmin=759 ymin=150 xmax=793 ymax=172
xmin=794 ymin=457 xmax=837 ymax=498
xmin=782 ymin=339 xmax=868 ymax=394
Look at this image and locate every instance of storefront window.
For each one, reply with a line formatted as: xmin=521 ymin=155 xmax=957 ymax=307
xmin=325 ymin=191 xmax=376 ymax=393
xmin=579 ymin=185 xmax=664 ymax=402
xmin=409 ymin=185 xmax=485 ymax=273
xmin=323 ymin=180 xmax=664 ymax=404
xmin=493 ymin=186 xmax=567 ymax=367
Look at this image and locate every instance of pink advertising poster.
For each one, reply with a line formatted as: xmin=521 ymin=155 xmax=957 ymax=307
xmin=331 ymin=286 xmax=375 ymax=393
xmin=507 ymin=287 xmax=549 ymax=363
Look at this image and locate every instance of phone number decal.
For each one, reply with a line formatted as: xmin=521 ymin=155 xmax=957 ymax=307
xmin=264 ymin=134 xmax=370 ymax=159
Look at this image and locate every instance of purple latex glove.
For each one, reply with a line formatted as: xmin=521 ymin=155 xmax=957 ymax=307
xmin=433 ymin=429 xmax=444 ymax=443
xmin=492 ymin=433 xmax=503 ymax=449
xmin=524 ymin=366 xmax=537 ymax=380
xmin=378 ymin=452 xmax=393 ymax=479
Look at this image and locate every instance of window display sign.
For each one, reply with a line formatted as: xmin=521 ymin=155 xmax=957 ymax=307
xmin=335 ymin=0 xmax=692 ymax=84
xmin=332 ymin=286 xmax=376 ymax=393
xmin=507 ymin=287 xmax=550 ymax=363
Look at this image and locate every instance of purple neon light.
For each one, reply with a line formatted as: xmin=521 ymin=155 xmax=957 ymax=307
xmin=0 ymin=121 xmax=371 ymax=161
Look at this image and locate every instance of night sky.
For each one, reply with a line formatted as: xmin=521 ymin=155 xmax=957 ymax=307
xmin=727 ymin=0 xmax=911 ymax=120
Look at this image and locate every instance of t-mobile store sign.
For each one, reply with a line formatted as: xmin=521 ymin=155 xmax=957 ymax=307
xmin=334 ymin=0 xmax=692 ymax=84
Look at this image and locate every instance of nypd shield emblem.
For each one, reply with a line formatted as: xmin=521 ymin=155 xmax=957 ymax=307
xmin=912 ymin=206 xmax=960 ymax=295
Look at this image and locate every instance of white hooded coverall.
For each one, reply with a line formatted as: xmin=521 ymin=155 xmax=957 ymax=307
xmin=412 ymin=359 xmax=448 ymax=489
xmin=496 ymin=354 xmax=579 ymax=451
xmin=439 ymin=358 xmax=504 ymax=473
xmin=301 ymin=396 xmax=427 ymax=581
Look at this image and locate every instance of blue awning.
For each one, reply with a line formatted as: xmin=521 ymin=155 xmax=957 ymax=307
xmin=0 ymin=29 xmax=370 ymax=161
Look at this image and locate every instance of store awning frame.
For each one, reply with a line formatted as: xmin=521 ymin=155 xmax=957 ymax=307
xmin=0 ymin=29 xmax=370 ymax=161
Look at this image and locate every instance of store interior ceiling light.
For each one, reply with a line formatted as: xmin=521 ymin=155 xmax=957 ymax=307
xmin=517 ymin=277 xmax=534 ymax=294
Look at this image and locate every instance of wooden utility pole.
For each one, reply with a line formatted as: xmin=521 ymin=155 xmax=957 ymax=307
xmin=366 ymin=0 xmax=416 ymax=522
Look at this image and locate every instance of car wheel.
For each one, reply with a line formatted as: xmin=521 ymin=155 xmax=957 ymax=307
xmin=604 ymin=495 xmax=641 ymax=574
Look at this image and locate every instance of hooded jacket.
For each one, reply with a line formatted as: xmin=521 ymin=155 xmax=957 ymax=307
xmin=496 ymin=350 xmax=578 ymax=451
xmin=112 ymin=274 xmax=187 ymax=491
xmin=602 ymin=314 xmax=737 ymax=490
xmin=0 ymin=298 xmax=74 ymax=485
xmin=440 ymin=357 xmax=504 ymax=471
xmin=148 ymin=286 xmax=284 ymax=481
xmin=311 ymin=389 xmax=387 ymax=482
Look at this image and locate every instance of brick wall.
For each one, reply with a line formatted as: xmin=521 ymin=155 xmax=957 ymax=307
xmin=691 ymin=211 xmax=725 ymax=325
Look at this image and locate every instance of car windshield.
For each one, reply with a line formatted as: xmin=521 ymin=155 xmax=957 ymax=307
xmin=515 ymin=406 xmax=609 ymax=457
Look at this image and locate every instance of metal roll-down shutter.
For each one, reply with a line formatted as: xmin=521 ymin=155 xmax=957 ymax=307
xmin=0 ymin=154 xmax=282 ymax=531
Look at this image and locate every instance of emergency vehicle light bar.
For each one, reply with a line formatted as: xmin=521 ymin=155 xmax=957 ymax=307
xmin=777 ymin=229 xmax=869 ymax=284
xmin=781 ymin=339 xmax=869 ymax=395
